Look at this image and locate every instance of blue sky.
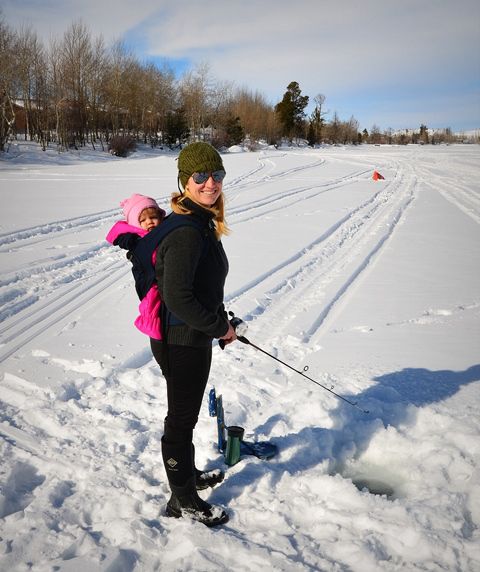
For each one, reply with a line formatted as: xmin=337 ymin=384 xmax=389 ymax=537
xmin=2 ymin=0 xmax=479 ymax=132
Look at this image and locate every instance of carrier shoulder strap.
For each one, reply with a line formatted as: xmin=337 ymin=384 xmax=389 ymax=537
xmin=130 ymin=213 xmax=206 ymax=300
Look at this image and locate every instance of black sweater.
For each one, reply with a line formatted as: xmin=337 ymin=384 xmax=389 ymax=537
xmin=154 ymin=199 xmax=230 ymax=346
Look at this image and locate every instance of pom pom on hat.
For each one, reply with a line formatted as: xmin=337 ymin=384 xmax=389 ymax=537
xmin=120 ymin=194 xmax=164 ymax=227
xmin=178 ymin=142 xmax=225 ymax=189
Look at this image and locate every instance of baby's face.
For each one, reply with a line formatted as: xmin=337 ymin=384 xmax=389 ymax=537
xmin=139 ymin=207 xmax=163 ymax=232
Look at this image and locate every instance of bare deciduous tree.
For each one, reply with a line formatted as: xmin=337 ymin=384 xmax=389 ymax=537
xmin=179 ymin=62 xmax=212 ymax=141
xmin=54 ymin=21 xmax=98 ymax=147
xmin=369 ymin=124 xmax=383 ymax=144
xmin=0 ymin=14 xmax=17 ymax=151
xmin=231 ymin=88 xmax=279 ymax=145
xmin=4 ymin=13 xmax=467 ymax=154
xmin=309 ymin=93 xmax=327 ymax=144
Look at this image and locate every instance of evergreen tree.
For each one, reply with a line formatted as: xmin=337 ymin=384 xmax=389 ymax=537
xmin=165 ymin=107 xmax=189 ymax=148
xmin=225 ymin=115 xmax=244 ymax=146
xmin=419 ymin=124 xmax=429 ymax=144
xmin=275 ymin=81 xmax=309 ymax=141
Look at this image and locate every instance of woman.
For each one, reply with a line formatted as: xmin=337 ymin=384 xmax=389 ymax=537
xmin=150 ymin=142 xmax=236 ymax=527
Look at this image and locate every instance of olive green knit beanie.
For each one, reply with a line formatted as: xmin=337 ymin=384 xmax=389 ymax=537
xmin=178 ymin=142 xmax=225 ymax=189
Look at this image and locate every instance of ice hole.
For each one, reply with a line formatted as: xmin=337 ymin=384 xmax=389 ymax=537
xmin=352 ymin=477 xmax=395 ymax=499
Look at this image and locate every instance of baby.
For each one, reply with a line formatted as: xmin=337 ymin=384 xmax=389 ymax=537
xmin=108 ymin=193 xmax=165 ymax=244
xmin=106 ymin=194 xmax=166 ymax=339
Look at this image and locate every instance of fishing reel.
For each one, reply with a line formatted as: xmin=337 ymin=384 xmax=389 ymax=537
xmin=219 ymin=311 xmax=248 ymax=349
xmin=227 ymin=311 xmax=248 ymax=337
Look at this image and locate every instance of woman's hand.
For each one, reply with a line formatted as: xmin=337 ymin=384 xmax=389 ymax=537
xmin=218 ymin=322 xmax=237 ymax=346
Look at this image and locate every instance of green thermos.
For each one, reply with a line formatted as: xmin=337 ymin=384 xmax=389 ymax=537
xmin=225 ymin=426 xmax=244 ymax=466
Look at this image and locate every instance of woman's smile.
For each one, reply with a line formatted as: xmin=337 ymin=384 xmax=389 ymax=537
xmin=188 ymin=177 xmax=222 ymax=206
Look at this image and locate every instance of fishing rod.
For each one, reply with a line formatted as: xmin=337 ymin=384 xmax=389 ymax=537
xmin=221 ymin=312 xmax=369 ymax=414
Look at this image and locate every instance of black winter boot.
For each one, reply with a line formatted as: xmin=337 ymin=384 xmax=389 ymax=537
xmin=162 ymin=439 xmax=193 ymax=487
xmin=191 ymin=444 xmax=225 ymax=490
xmin=195 ymin=468 xmax=225 ymax=490
xmin=166 ymin=477 xmax=229 ymax=527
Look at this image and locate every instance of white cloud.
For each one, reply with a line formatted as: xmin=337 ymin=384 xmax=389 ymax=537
xmin=139 ymin=1 xmax=479 ymax=104
xmin=1 ymin=0 xmax=160 ymax=44
xmin=2 ymin=0 xmax=479 ymax=129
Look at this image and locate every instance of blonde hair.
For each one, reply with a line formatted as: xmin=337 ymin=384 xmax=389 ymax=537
xmin=171 ymin=191 xmax=230 ymax=239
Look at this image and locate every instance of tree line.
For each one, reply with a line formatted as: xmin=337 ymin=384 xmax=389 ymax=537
xmin=0 ymin=15 xmax=475 ymax=154
xmin=0 ymin=17 xmax=279 ymax=154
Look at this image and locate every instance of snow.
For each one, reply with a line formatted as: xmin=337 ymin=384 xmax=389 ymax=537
xmin=0 ymin=141 xmax=479 ymax=571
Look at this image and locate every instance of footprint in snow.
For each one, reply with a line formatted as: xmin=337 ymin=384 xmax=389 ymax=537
xmin=49 ymin=480 xmax=75 ymax=508
xmin=0 ymin=461 xmax=45 ymax=518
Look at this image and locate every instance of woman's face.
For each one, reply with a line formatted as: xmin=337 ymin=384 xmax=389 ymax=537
xmin=187 ymin=173 xmax=223 ymax=207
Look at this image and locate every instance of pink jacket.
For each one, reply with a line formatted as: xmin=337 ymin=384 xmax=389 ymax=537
xmin=106 ymin=221 xmax=162 ymax=340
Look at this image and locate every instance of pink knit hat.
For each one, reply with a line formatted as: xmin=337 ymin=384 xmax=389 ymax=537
xmin=120 ymin=194 xmax=165 ymax=227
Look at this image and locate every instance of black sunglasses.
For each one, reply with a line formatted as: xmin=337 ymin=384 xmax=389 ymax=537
xmin=191 ymin=170 xmax=226 ymax=184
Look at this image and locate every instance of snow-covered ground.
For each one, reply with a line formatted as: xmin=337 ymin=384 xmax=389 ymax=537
xmin=0 ymin=141 xmax=479 ymax=571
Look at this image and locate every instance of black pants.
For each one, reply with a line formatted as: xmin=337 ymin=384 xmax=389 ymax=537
xmin=150 ymin=339 xmax=212 ymax=486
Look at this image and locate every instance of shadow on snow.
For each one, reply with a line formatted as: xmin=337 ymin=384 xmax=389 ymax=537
xmin=215 ymin=364 xmax=480 ymax=503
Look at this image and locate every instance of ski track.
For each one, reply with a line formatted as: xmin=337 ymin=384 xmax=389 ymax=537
xmin=2 ymin=147 xmax=476 ymax=365
xmin=0 ymin=195 xmax=169 ymax=251
xmin=0 ymin=261 xmax=127 ymax=362
xmin=0 ymin=153 xmax=347 ymax=252
xmin=414 ymin=164 xmax=480 ymax=224
xmin=0 ymin=150 xmax=416 ymax=366
xmin=0 ymin=255 xmax=124 ymax=338
xmin=0 ymin=240 xmax=129 ymax=336
xmin=0 ymin=147 xmax=479 ymax=571
xmin=227 ymin=159 xmax=414 ymax=349
xmin=0 ymin=154 xmax=368 ymax=364
xmin=224 ymin=152 xmax=327 ymax=201
xmin=227 ymin=148 xmax=479 ymax=351
xmin=227 ymin=167 xmax=373 ymax=224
